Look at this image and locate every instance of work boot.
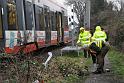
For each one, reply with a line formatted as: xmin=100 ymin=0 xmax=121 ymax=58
xmin=93 ymin=70 xmax=102 ymax=74
xmin=93 ymin=69 xmax=104 ymax=74
xmin=92 ymin=63 xmax=97 ymax=72
xmin=93 ymin=63 xmax=97 ymax=67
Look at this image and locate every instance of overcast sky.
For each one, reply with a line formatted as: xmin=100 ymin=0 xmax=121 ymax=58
xmin=54 ymin=0 xmax=122 ymax=24
xmin=55 ymin=0 xmax=122 ymax=6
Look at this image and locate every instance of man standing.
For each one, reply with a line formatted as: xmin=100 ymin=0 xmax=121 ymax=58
xmin=77 ymin=27 xmax=91 ymax=58
xmin=90 ymin=26 xmax=110 ymax=74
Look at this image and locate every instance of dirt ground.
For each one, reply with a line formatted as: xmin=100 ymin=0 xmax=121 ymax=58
xmin=84 ymin=56 xmax=124 ymax=83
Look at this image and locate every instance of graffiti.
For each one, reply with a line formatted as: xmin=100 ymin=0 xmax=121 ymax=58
xmin=64 ymin=31 xmax=69 ymax=36
xmin=26 ymin=31 xmax=33 ymax=42
xmin=51 ymin=31 xmax=57 ymax=40
xmin=9 ymin=32 xmax=15 ymax=48
xmin=36 ymin=31 xmax=45 ymax=42
xmin=17 ymin=31 xmax=22 ymax=46
xmin=27 ymin=31 xmax=31 ymax=40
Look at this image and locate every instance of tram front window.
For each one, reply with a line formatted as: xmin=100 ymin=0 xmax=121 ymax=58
xmin=7 ymin=0 xmax=17 ymax=30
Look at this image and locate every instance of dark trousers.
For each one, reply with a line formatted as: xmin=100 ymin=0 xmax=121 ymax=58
xmin=89 ymin=43 xmax=101 ymax=64
xmin=97 ymin=45 xmax=109 ymax=71
xmin=84 ymin=49 xmax=87 ymax=58
xmin=91 ymin=53 xmax=97 ymax=64
xmin=89 ymin=42 xmax=109 ymax=71
xmin=84 ymin=49 xmax=91 ymax=58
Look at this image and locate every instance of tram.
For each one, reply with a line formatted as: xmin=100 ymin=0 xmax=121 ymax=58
xmin=0 ymin=0 xmax=69 ymax=54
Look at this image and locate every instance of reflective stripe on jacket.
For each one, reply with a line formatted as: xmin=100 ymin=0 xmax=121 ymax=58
xmin=92 ymin=26 xmax=107 ymax=48
xmin=77 ymin=30 xmax=91 ymax=46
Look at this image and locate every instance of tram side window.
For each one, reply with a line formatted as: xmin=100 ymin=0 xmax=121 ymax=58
xmin=39 ymin=8 xmax=44 ymax=31
xmin=51 ymin=12 xmax=56 ymax=31
xmin=44 ymin=5 xmax=49 ymax=28
xmin=24 ymin=1 xmax=34 ymax=30
xmin=7 ymin=0 xmax=17 ymax=30
xmin=51 ymin=15 xmax=54 ymax=31
xmin=44 ymin=15 xmax=47 ymax=28
xmin=64 ymin=16 xmax=68 ymax=26
xmin=35 ymin=6 xmax=44 ymax=31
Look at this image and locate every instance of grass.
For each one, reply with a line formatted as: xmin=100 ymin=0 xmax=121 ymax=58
xmin=0 ymin=51 xmax=92 ymax=83
xmin=108 ymin=49 xmax=124 ymax=77
xmin=46 ymin=51 xmax=92 ymax=83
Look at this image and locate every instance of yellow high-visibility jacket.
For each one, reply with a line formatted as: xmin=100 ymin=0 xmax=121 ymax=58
xmin=77 ymin=30 xmax=91 ymax=46
xmin=92 ymin=26 xmax=107 ymax=48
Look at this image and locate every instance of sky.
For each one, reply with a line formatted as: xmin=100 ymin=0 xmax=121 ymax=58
xmin=107 ymin=0 xmax=122 ymax=10
xmin=54 ymin=0 xmax=122 ymax=25
xmin=54 ymin=0 xmax=79 ymax=24
xmin=55 ymin=0 xmax=122 ymax=10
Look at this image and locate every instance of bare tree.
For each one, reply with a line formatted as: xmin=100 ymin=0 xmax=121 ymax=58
xmin=65 ymin=0 xmax=86 ymax=27
xmin=119 ymin=0 xmax=124 ymax=14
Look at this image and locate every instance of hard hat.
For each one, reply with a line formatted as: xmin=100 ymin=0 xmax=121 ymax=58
xmin=95 ymin=26 xmax=101 ymax=31
xmin=80 ymin=27 xmax=84 ymax=30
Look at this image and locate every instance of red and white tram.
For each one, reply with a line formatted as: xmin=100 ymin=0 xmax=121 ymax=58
xmin=0 ymin=0 xmax=70 ymax=54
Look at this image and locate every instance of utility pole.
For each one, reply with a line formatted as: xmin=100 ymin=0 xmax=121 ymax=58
xmin=71 ymin=4 xmax=74 ymax=46
xmin=84 ymin=0 xmax=90 ymax=29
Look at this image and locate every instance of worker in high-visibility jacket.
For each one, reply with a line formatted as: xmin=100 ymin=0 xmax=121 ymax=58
xmin=77 ymin=27 xmax=91 ymax=58
xmin=92 ymin=26 xmax=107 ymax=48
xmin=90 ymin=26 xmax=107 ymax=64
xmin=89 ymin=26 xmax=110 ymax=74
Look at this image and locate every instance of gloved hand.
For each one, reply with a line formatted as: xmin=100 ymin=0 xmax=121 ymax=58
xmin=104 ymin=41 xmax=110 ymax=47
xmin=77 ymin=40 xmax=80 ymax=44
xmin=90 ymin=49 xmax=97 ymax=56
xmin=76 ymin=40 xmax=80 ymax=46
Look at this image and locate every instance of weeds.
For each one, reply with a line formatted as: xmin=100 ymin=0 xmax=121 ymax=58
xmin=108 ymin=49 xmax=124 ymax=77
xmin=0 ymin=50 xmax=92 ymax=83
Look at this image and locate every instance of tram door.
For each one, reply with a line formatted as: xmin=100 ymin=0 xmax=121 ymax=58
xmin=56 ymin=12 xmax=62 ymax=43
xmin=44 ymin=6 xmax=51 ymax=46
xmin=0 ymin=5 xmax=3 ymax=39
